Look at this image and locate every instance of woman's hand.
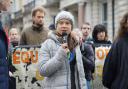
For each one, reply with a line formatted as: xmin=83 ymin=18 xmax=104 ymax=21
xmin=61 ymin=43 xmax=70 ymax=53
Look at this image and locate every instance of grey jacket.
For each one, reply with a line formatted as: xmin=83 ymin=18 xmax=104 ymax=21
xmin=38 ymin=32 xmax=87 ymax=89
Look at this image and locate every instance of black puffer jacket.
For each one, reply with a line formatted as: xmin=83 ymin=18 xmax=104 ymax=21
xmin=80 ymin=43 xmax=95 ymax=81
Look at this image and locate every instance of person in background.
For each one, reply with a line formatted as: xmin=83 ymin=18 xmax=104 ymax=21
xmin=92 ymin=24 xmax=111 ymax=45
xmin=8 ymin=28 xmax=20 ymax=89
xmin=80 ymin=23 xmax=95 ymax=89
xmin=9 ymin=28 xmax=20 ymax=50
xmin=0 ymin=0 xmax=12 ymax=89
xmin=38 ymin=11 xmax=87 ymax=89
xmin=103 ymin=12 xmax=128 ymax=89
xmin=19 ymin=6 xmax=49 ymax=45
xmin=81 ymin=22 xmax=93 ymax=44
xmin=91 ymin=24 xmax=111 ymax=89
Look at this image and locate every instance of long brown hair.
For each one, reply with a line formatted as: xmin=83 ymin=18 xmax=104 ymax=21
xmin=117 ymin=12 xmax=128 ymax=39
xmin=68 ymin=32 xmax=79 ymax=51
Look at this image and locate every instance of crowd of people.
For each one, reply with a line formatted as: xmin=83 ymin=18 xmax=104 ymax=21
xmin=0 ymin=0 xmax=128 ymax=89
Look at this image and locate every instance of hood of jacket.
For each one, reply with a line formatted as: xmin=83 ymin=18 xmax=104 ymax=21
xmin=48 ymin=31 xmax=63 ymax=45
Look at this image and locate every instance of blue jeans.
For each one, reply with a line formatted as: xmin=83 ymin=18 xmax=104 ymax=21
xmin=86 ymin=80 xmax=91 ymax=89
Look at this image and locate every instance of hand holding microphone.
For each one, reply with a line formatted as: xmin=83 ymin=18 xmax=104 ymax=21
xmin=62 ymin=32 xmax=68 ymax=43
xmin=61 ymin=32 xmax=69 ymax=53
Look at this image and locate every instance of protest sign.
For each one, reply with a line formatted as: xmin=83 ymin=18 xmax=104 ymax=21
xmin=12 ymin=45 xmax=43 ymax=89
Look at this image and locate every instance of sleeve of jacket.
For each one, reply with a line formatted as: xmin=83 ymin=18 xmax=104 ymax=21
xmin=102 ymin=42 xmax=118 ymax=88
xmin=38 ymin=39 xmax=67 ymax=77
xmin=82 ymin=44 xmax=95 ymax=71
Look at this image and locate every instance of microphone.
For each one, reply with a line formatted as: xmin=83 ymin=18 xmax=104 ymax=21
xmin=62 ymin=32 xmax=68 ymax=43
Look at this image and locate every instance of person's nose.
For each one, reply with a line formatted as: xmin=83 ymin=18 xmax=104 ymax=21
xmin=85 ymin=30 xmax=88 ymax=32
xmin=40 ymin=17 xmax=43 ymax=21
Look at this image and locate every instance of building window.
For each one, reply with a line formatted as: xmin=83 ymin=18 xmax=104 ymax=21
xmin=102 ymin=2 xmax=107 ymax=27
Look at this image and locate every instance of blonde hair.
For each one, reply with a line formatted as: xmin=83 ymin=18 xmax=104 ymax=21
xmin=9 ymin=28 xmax=20 ymax=35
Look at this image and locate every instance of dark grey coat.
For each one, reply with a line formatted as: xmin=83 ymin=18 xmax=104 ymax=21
xmin=80 ymin=43 xmax=95 ymax=81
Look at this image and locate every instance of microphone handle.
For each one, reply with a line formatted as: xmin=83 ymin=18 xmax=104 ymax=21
xmin=63 ymin=36 xmax=68 ymax=43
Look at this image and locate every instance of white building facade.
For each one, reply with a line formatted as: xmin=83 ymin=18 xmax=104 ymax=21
xmin=11 ymin=0 xmax=128 ymax=40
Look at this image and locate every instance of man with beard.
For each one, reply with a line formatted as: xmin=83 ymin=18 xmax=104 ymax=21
xmin=19 ymin=6 xmax=49 ymax=45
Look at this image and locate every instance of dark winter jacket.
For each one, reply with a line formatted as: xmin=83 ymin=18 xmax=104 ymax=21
xmin=80 ymin=42 xmax=95 ymax=81
xmin=0 ymin=21 xmax=9 ymax=89
xmin=103 ymin=34 xmax=128 ymax=89
xmin=93 ymin=40 xmax=111 ymax=45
